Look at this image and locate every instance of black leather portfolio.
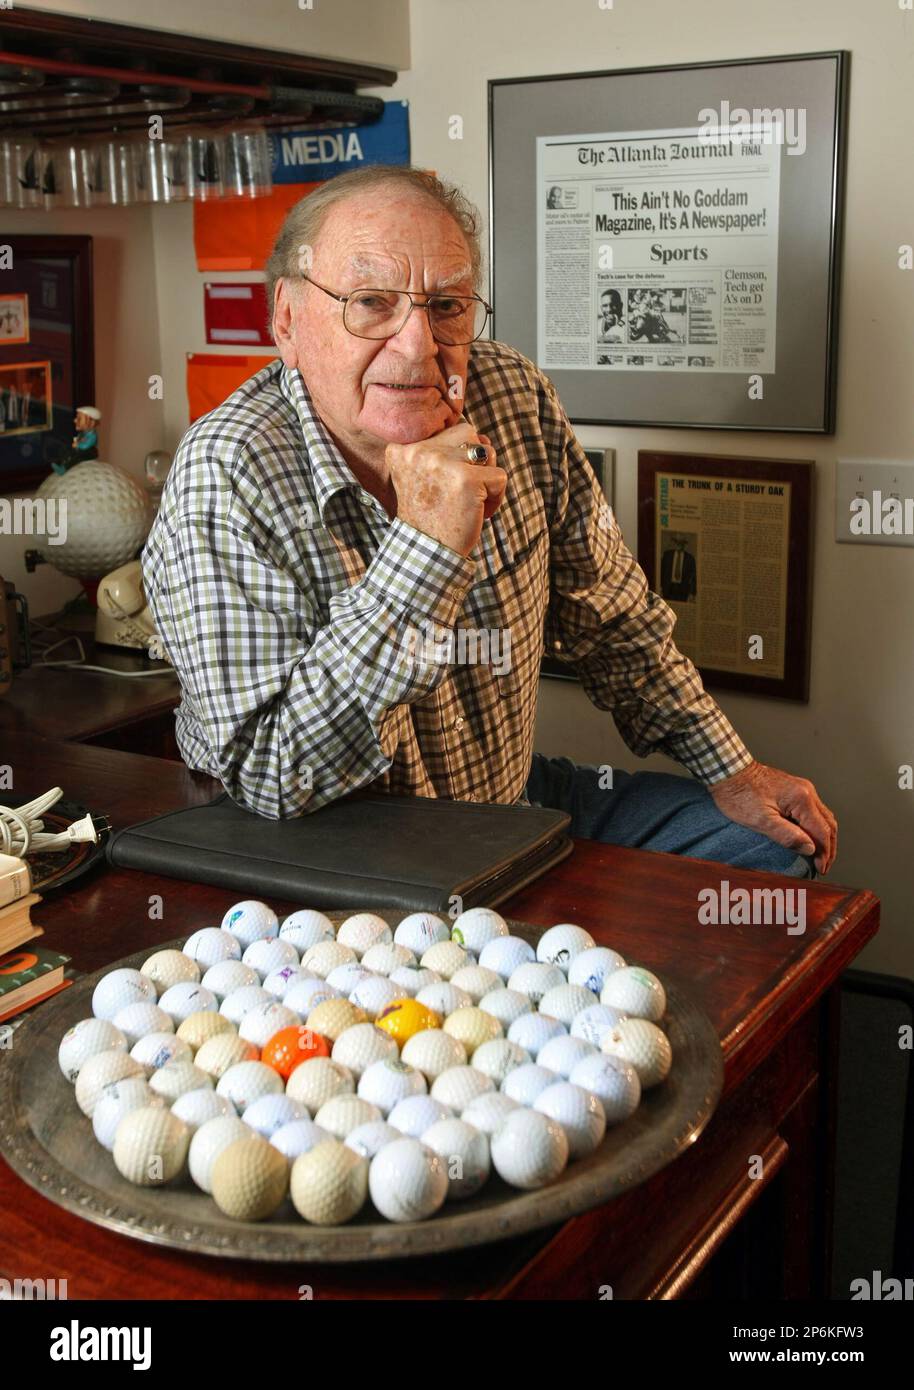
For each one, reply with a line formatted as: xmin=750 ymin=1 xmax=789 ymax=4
xmin=105 ymin=791 xmax=574 ymax=913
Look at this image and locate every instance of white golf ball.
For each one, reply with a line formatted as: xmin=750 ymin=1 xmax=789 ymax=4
xmin=301 ymin=940 xmax=357 ymax=980
xmin=358 ymin=1057 xmax=427 ymax=1116
xmin=600 ymin=966 xmax=667 ymax=1023
xmin=536 ymin=923 xmax=596 ymax=973
xmin=270 ymin=1118 xmax=332 ymax=1161
xmin=183 ymin=927 xmax=241 ymax=969
xmin=130 ymin=1032 xmax=193 ymax=1075
xmin=570 ymin=1003 xmax=627 ymax=1049
xmin=420 ymin=941 xmax=470 ymax=979
xmin=569 ymin=1052 xmax=641 ymax=1124
xmin=362 ymin=943 xmax=417 ymax=977
xmin=201 ymin=960 xmax=259 ymax=1002
xmin=451 ymin=907 xmax=509 ymax=952
xmin=238 ymin=1000 xmax=300 ymax=1048
xmin=344 ymin=1119 xmax=401 ymax=1160
xmin=92 ymin=1076 xmax=161 ymax=1149
xmin=568 ymin=946 xmax=626 ymax=994
xmin=502 ymin=1062 xmax=559 ymax=1107
xmin=263 ymin=964 xmax=314 ymax=1000
xmin=477 ymin=988 xmax=531 ymax=1030
xmin=460 ymin=1091 xmax=519 ymax=1137
xmin=536 ymin=1034 xmax=598 ymax=1079
xmin=242 ymin=937 xmax=299 ymax=981
xmin=189 ymin=1114 xmax=254 ymax=1193
xmin=368 ymin=1137 xmax=448 ymax=1222
xmin=507 ymin=1012 xmax=567 ymax=1054
xmin=113 ymin=1105 xmax=190 ymax=1186
xmin=140 ymin=949 xmax=201 ymax=996
xmin=148 ymin=1061 xmax=212 ymax=1103
xmin=490 ymin=1107 xmax=569 ymax=1189
xmin=158 ymin=982 xmax=218 ymax=1025
xmin=478 ymin=935 xmax=536 ymax=981
xmin=286 ymin=1056 xmax=354 ymax=1112
xmin=336 ymin=912 xmax=392 ymax=958
xmin=534 ymin=1081 xmax=606 ymax=1158
xmin=400 ymin=1028 xmax=467 ymax=1081
xmin=326 ymin=962 xmax=375 ymax=996
xmin=243 ymin=1092 xmax=308 ymax=1139
xmin=348 ymin=974 xmax=402 ymax=1021
xmin=221 ymin=900 xmax=279 ymax=949
xmin=600 ymin=1018 xmax=672 ymax=1088
xmin=449 ymin=965 xmax=502 ymax=1004
xmin=389 ymin=965 xmax=442 ymax=998
xmin=388 ymin=1095 xmax=452 ymax=1139
xmin=216 ymin=1059 xmax=285 ymax=1112
xmin=219 ymin=984 xmax=272 ymax=1026
xmin=471 ymin=1038 xmax=531 ymax=1086
xmin=193 ymin=1033 xmax=257 ymax=1080
xmin=58 ymin=1018 xmax=127 ymax=1083
xmin=279 ymin=909 xmax=335 ymax=954
xmin=538 ymin=983 xmax=598 ymax=1027
xmin=507 ymin=961 xmax=565 ymax=1005
xmin=394 ymin=912 xmax=450 ymax=955
xmin=430 ymin=1065 xmax=494 ymax=1111
xmin=415 ymin=982 xmax=472 ymax=1017
xmin=75 ymin=1048 xmax=145 ymax=1117
xmin=290 ymin=1139 xmax=368 ymax=1225
xmin=332 ymin=1021 xmax=398 ymax=1078
xmin=110 ymin=1001 xmax=174 ymax=1048
xmin=422 ymin=1117 xmax=490 ymax=1201
xmin=92 ymin=968 xmax=157 ymax=1021
xmin=314 ymin=1094 xmax=382 ymax=1140
xmin=171 ymin=1087 xmax=235 ymax=1132
xmin=283 ymin=978 xmax=340 ymax=1018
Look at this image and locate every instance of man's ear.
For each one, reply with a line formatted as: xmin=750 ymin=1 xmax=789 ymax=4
xmin=273 ymin=278 xmax=299 ymax=368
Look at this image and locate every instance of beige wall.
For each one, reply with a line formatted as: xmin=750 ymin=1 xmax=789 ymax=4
xmin=28 ymin=0 xmax=410 ymax=70
xmin=0 ymin=205 xmax=163 ymax=612
xmin=383 ymin=0 xmax=914 ymax=975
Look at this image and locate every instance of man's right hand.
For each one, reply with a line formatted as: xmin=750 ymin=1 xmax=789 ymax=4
xmin=386 ymin=422 xmax=507 ymax=558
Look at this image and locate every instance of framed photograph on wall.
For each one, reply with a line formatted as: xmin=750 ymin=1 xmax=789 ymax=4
xmin=637 ymin=450 xmax=814 ymax=701
xmin=490 ymin=52 xmax=848 ymax=432
xmin=0 ymin=235 xmax=94 ymax=494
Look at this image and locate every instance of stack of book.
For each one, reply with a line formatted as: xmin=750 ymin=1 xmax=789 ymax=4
xmin=0 ymin=852 xmax=72 ymax=1024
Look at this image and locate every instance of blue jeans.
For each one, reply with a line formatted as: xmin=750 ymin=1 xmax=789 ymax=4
xmin=521 ymin=753 xmax=815 ymax=878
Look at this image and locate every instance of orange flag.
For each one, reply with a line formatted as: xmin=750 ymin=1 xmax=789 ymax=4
xmin=193 ymin=182 xmax=320 ymax=271
xmin=186 ymin=352 xmax=276 ymax=422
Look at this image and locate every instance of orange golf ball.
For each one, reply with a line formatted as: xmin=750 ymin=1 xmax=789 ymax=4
xmin=261 ymin=1025 xmax=330 ymax=1079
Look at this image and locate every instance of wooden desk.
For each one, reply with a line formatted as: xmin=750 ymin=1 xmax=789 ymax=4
xmin=0 ymin=734 xmax=878 ymax=1299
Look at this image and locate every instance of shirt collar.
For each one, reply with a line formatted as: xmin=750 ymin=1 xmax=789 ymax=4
xmin=278 ymin=361 xmax=513 ymax=579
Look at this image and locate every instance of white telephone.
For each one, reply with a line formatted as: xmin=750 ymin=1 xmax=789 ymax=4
xmin=95 ymin=559 xmax=166 ymax=658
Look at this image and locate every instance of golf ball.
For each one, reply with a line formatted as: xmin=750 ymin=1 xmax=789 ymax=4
xmin=422 ymin=1117 xmax=490 ymax=1201
xmin=286 ymin=1056 xmax=355 ymax=1111
xmin=568 ymin=1052 xmax=641 ymax=1124
xmin=290 ymin=1139 xmax=368 ymax=1224
xmin=414 ymin=982 xmax=472 ymax=1017
xmin=537 ymin=983 xmax=598 ymax=1027
xmin=242 ymin=937 xmax=299 ymax=981
xmin=201 ymin=960 xmax=259 ymax=1002
xmin=344 ymin=1120 xmax=400 ymax=1160
xmin=331 ymin=1021 xmax=399 ymax=1078
xmin=211 ymin=1134 xmax=289 ymax=1220
xmin=158 ymin=982 xmax=218 ymax=1025
xmin=58 ymin=1019 xmax=127 ymax=1083
xmin=221 ymin=900 xmax=279 ymax=949
xmin=600 ymin=1018 xmax=672 ymax=1088
xmin=536 ymin=1034 xmax=598 ymax=1079
xmin=442 ymin=1006 xmax=503 ymax=1056
xmin=534 ymin=1081 xmax=606 ymax=1159
xmin=92 ymin=969 xmax=157 ymax=1021
xmin=171 ymin=1087 xmax=235 ymax=1132
xmin=176 ymin=1010 xmax=237 ymax=1053
xmin=449 ymin=965 xmax=502 ymax=1004
xmin=238 ymin=1000 xmax=301 ymax=1049
xmin=394 ymin=912 xmax=450 ymax=955
xmin=400 ymin=1028 xmax=467 ymax=1081
xmin=113 ymin=1106 xmax=190 ymax=1186
xmin=194 ymin=1033 xmax=258 ymax=1079
xmin=507 ymin=1012 xmax=567 ymax=1054
xmin=215 ymin=1059 xmax=285 ymax=1112
xmin=243 ymin=1092 xmax=308 ymax=1139
xmin=314 ymin=1094 xmax=382 ymax=1140
xmin=471 ymin=1038 xmax=531 ymax=1086
xmin=189 ymin=1114 xmax=255 ymax=1192
xmin=130 ymin=1032 xmax=193 ymax=1075
xmin=478 ymin=935 xmax=536 ymax=981
xmin=460 ymin=1091 xmax=519 ymax=1136
xmin=451 ymin=907 xmax=509 ymax=952
xmin=357 ymin=1057 xmax=426 ymax=1116
xmin=361 ymin=943 xmax=416 ymax=976
xmin=570 ymin=1003 xmax=627 ymax=1049
xmin=600 ymin=966 xmax=667 ymax=1023
xmin=348 ymin=975 xmax=402 ymax=1021
xmin=388 ymin=1094 xmax=454 ymax=1137
xmin=568 ymin=946 xmax=626 ymax=994
xmin=368 ymin=1138 xmax=448 ymax=1222
xmin=336 ymin=912 xmax=392 ymax=958
xmin=219 ymin=984 xmax=271 ymax=1026
xmin=270 ymin=1118 xmax=333 ymax=1161
xmin=536 ymin=924 xmax=596 ymax=973
xmin=430 ymin=1064 xmax=494 ymax=1111
xmin=300 ymin=941 xmax=357 ymax=980
xmin=75 ymin=1048 xmax=145 ymax=1116
xmin=490 ymin=1107 xmax=569 ymax=1190
xmin=507 ymin=961 xmax=565 ymax=1005
xmin=183 ymin=928 xmax=242 ymax=968
xmin=92 ymin=1076 xmax=161 ymax=1149
xmin=502 ymin=1062 xmax=560 ymax=1107
xmin=149 ymin=1061 xmax=212 ymax=1103
xmin=420 ymin=941 xmax=469 ymax=979
xmin=477 ymin=988 xmax=531 ymax=1029
xmin=278 ymin=909 xmax=335 ymax=954
xmin=140 ymin=949 xmax=200 ymax=996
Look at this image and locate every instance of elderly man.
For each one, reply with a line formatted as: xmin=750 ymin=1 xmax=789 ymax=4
xmin=143 ymin=165 xmax=836 ymax=876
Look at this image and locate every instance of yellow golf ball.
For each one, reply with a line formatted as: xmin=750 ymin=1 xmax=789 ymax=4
xmin=375 ymin=998 xmax=441 ymax=1048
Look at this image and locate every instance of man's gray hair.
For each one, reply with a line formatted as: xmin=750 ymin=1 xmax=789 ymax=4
xmin=263 ymin=164 xmax=484 ymax=333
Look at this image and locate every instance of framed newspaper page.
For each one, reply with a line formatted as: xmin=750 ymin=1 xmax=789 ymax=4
xmin=638 ymin=450 xmax=813 ymax=701
xmin=489 ymin=52 xmax=848 ymax=432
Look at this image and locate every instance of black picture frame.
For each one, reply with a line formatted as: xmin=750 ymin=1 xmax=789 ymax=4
xmin=489 ymin=52 xmax=848 ymax=432
xmin=0 ymin=235 xmax=95 ymax=494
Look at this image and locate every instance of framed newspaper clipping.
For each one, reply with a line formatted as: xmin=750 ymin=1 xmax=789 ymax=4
xmin=638 ymin=450 xmax=813 ymax=701
xmin=489 ymin=52 xmax=848 ymax=432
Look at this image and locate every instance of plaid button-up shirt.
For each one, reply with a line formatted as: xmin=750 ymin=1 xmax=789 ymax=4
xmin=143 ymin=344 xmax=752 ymax=819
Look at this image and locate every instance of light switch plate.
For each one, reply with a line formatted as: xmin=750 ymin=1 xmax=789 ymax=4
xmin=835 ymin=459 xmax=914 ymax=546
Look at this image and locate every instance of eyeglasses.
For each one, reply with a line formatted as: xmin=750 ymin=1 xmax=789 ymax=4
xmin=301 ymin=275 xmax=492 ymax=345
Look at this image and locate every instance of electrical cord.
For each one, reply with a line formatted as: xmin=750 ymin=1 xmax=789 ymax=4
xmin=34 ymin=633 xmax=176 ymax=679
xmin=0 ymin=787 xmax=111 ymax=856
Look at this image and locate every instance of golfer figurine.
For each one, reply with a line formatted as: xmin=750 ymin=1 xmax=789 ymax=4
xmin=52 ymin=405 xmax=102 ymax=473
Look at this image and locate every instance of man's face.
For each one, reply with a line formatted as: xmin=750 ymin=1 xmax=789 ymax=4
xmin=274 ymin=189 xmax=473 ymax=457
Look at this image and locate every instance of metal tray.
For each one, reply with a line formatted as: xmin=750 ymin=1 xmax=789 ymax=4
xmin=0 ymin=913 xmax=723 ymax=1262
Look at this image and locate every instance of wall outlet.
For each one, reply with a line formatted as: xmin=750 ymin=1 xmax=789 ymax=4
xmin=836 ymin=459 xmax=914 ymax=547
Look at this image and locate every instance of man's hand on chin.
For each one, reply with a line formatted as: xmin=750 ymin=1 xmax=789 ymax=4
xmin=709 ymin=759 xmax=838 ymax=875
